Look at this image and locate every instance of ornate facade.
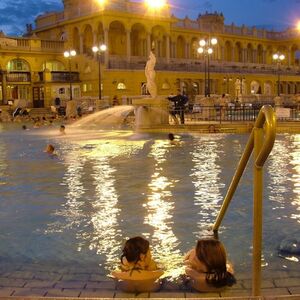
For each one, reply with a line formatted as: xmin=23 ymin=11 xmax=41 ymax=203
xmin=0 ymin=0 xmax=300 ymax=108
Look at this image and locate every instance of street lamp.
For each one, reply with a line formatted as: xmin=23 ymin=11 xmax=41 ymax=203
xmin=63 ymin=49 xmax=76 ymax=100
xmin=198 ymin=37 xmax=217 ymax=97
xmin=92 ymin=44 xmax=107 ymax=100
xmin=272 ymin=53 xmax=285 ymax=96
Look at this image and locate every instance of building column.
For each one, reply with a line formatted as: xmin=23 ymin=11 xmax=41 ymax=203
xmin=166 ymin=35 xmax=170 ymax=63
xmin=242 ymin=48 xmax=246 ymax=63
xmin=126 ymin=30 xmax=131 ymax=62
xmin=288 ymin=49 xmax=291 ymax=66
xmin=220 ymin=46 xmax=224 ymax=60
xmin=253 ymin=50 xmax=257 ymax=63
xmin=263 ymin=50 xmax=266 ymax=64
xmin=147 ymin=33 xmax=151 ymax=54
xmin=79 ymin=34 xmax=84 ymax=54
xmin=186 ymin=42 xmax=190 ymax=59
xmin=1 ymin=71 xmax=7 ymax=104
xmin=104 ymin=28 xmax=109 ymax=66
xmin=93 ymin=31 xmax=97 ymax=46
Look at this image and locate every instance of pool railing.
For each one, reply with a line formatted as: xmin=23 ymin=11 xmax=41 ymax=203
xmin=212 ymin=105 xmax=277 ymax=296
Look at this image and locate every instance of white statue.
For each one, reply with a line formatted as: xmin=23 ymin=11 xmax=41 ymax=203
xmin=145 ymin=50 xmax=157 ymax=98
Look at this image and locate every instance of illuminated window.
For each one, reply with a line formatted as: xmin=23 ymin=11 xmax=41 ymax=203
xmin=162 ymin=81 xmax=170 ymax=90
xmin=7 ymin=59 xmax=30 ymax=71
xmin=42 ymin=60 xmax=65 ymax=71
xmin=83 ymin=84 xmax=87 ymax=92
xmin=117 ymin=82 xmax=126 ymax=90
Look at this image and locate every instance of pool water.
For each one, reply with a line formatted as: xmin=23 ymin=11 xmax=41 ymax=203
xmin=0 ymin=123 xmax=299 ymax=279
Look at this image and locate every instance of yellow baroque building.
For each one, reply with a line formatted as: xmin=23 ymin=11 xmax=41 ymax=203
xmin=1 ymin=0 xmax=300 ymax=108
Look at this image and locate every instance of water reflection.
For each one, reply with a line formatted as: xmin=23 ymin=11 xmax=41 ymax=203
xmin=89 ymin=155 xmax=121 ymax=271
xmin=59 ymin=146 xmax=87 ymax=231
xmin=0 ymin=142 xmax=8 ymax=187
xmin=290 ymin=134 xmax=300 ymax=223
xmin=268 ymin=138 xmax=290 ymax=214
xmin=46 ymin=137 xmax=146 ymax=270
xmin=190 ymin=136 xmax=225 ymax=237
xmin=144 ymin=140 xmax=183 ymax=278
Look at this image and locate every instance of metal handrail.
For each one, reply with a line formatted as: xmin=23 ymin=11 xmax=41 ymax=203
xmin=212 ymin=105 xmax=276 ymax=296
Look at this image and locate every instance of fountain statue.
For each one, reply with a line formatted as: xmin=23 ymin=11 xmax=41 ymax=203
xmin=132 ymin=49 xmax=170 ymax=129
xmin=145 ymin=50 xmax=157 ymax=98
xmin=72 ymin=49 xmax=170 ymax=130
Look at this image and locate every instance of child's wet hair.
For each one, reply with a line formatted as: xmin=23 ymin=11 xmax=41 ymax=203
xmin=121 ymin=236 xmax=149 ymax=264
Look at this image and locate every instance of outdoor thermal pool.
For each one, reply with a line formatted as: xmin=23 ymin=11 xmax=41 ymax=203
xmin=0 ymin=123 xmax=299 ymax=281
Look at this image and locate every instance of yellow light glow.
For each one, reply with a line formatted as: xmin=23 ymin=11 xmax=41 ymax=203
xmin=297 ymin=21 xmax=300 ymax=31
xmin=273 ymin=53 xmax=279 ymax=60
xmin=211 ymin=38 xmax=218 ymax=45
xmin=279 ymin=54 xmax=285 ymax=61
xmin=99 ymin=44 xmax=107 ymax=52
xmin=145 ymin=0 xmax=166 ymax=10
xmin=199 ymin=39 xmax=206 ymax=47
xmin=197 ymin=47 xmax=204 ymax=54
xmin=97 ymin=0 xmax=106 ymax=5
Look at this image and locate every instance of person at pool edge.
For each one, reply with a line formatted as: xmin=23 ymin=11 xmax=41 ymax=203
xmin=167 ymin=89 xmax=188 ymax=124
xmin=184 ymin=238 xmax=236 ymax=292
xmin=112 ymin=236 xmax=164 ymax=292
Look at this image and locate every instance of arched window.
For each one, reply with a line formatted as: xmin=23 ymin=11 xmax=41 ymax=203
xmin=42 ymin=60 xmax=65 ymax=71
xmin=7 ymin=59 xmax=30 ymax=71
xmin=117 ymin=82 xmax=126 ymax=90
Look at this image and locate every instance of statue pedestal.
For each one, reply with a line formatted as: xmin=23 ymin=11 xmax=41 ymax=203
xmin=132 ymin=97 xmax=170 ymax=129
xmin=66 ymin=100 xmax=77 ymax=118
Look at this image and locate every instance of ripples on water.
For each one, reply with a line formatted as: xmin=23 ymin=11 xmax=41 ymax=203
xmin=0 ymin=125 xmax=299 ymax=278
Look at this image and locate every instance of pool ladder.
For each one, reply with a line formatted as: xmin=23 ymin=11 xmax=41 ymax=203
xmin=213 ymin=105 xmax=276 ymax=296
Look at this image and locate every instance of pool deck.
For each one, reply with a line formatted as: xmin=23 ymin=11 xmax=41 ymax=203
xmin=138 ymin=121 xmax=300 ymax=134
xmin=0 ymin=264 xmax=299 ymax=300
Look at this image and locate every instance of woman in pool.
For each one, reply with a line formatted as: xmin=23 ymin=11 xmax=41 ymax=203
xmin=112 ymin=236 xmax=163 ymax=292
xmin=184 ymin=238 xmax=236 ymax=292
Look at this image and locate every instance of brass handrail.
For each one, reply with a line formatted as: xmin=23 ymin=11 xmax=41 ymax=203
xmin=212 ymin=105 xmax=276 ymax=296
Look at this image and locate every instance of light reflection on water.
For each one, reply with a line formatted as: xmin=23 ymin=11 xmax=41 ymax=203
xmin=0 ymin=126 xmax=299 ymax=278
xmin=190 ymin=136 xmax=225 ymax=238
xmin=290 ymin=134 xmax=300 ymax=223
xmin=144 ymin=140 xmax=184 ymax=277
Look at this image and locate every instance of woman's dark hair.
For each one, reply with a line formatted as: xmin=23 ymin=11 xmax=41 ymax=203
xmin=196 ymin=239 xmax=236 ymax=287
xmin=121 ymin=236 xmax=150 ymax=264
xmin=168 ymin=133 xmax=175 ymax=141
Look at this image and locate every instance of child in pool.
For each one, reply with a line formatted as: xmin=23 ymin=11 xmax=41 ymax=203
xmin=184 ymin=238 xmax=236 ymax=292
xmin=112 ymin=236 xmax=163 ymax=292
xmin=120 ymin=236 xmax=157 ymax=272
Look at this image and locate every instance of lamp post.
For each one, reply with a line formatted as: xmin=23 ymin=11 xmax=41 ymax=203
xmin=198 ymin=37 xmax=217 ymax=97
xmin=272 ymin=53 xmax=285 ymax=96
xmin=92 ymin=44 xmax=107 ymax=100
xmin=63 ymin=49 xmax=76 ymax=100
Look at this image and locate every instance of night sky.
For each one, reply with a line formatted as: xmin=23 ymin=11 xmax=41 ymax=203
xmin=0 ymin=0 xmax=299 ymax=36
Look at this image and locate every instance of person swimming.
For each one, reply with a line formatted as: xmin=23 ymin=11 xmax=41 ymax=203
xmin=44 ymin=144 xmax=57 ymax=157
xmin=59 ymin=124 xmax=66 ymax=134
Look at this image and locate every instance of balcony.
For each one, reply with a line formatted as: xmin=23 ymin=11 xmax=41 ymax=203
xmin=6 ymin=72 xmax=31 ymax=83
xmin=50 ymin=71 xmax=80 ymax=82
xmin=107 ymin=57 xmax=300 ymax=76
